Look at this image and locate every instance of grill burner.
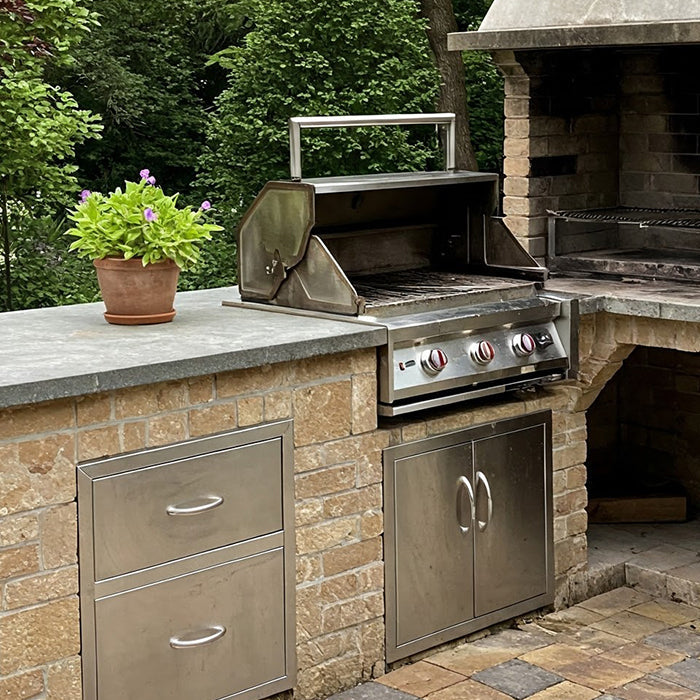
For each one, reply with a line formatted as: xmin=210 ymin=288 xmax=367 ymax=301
xmin=552 ymin=207 xmax=700 ymax=230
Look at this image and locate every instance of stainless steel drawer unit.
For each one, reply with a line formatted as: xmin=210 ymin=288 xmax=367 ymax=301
xmin=78 ymin=421 xmax=295 ymax=700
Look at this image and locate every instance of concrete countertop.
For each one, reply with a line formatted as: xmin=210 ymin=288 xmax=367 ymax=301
xmin=3 ymin=278 xmax=698 ymax=411
xmin=0 ymin=287 xmax=386 ymax=410
xmin=544 ymin=277 xmax=700 ymax=322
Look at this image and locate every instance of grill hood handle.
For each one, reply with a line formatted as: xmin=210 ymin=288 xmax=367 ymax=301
xmin=288 ymin=113 xmax=456 ymax=180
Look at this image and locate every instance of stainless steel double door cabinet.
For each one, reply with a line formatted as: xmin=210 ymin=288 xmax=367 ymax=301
xmin=384 ymin=411 xmax=553 ymax=662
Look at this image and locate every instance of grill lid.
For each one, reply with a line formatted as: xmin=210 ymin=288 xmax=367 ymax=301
xmin=238 ymin=114 xmax=547 ymax=317
xmin=448 ymin=0 xmax=700 ymax=50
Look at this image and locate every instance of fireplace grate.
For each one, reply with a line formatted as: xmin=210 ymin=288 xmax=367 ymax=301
xmin=550 ymin=206 xmax=700 ymax=229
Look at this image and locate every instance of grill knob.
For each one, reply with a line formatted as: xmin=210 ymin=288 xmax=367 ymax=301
xmin=469 ymin=340 xmax=495 ymax=366
xmin=512 ymin=332 xmax=536 ymax=357
xmin=421 ymin=348 xmax=449 ymax=374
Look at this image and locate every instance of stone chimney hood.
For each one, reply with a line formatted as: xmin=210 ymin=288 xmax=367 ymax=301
xmin=448 ymin=0 xmax=700 ymax=51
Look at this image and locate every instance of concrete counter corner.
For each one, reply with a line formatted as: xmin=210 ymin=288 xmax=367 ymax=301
xmin=544 ymin=276 xmax=700 ymax=321
xmin=0 ymin=286 xmax=386 ymax=410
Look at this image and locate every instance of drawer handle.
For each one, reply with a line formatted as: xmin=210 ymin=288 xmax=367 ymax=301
xmin=166 ymin=495 xmax=224 ymax=516
xmin=169 ymin=625 xmax=226 ymax=649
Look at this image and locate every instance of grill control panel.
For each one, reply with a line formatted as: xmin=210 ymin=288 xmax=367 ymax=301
xmin=385 ymin=320 xmax=569 ymax=405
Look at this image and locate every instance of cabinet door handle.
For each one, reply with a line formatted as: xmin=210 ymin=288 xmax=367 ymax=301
xmin=169 ymin=625 xmax=226 ymax=649
xmin=475 ymin=471 xmax=493 ymax=532
xmin=166 ymin=495 xmax=224 ymax=516
xmin=456 ymin=476 xmax=475 ymax=534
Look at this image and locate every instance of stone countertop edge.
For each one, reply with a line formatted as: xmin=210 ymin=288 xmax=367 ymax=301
xmin=3 ymin=280 xmax=699 ymax=411
xmin=0 ymin=286 xmax=387 ymax=411
xmin=544 ymin=278 xmax=700 ymax=322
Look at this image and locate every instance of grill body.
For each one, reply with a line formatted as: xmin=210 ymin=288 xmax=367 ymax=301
xmin=234 ymin=114 xmax=577 ymax=415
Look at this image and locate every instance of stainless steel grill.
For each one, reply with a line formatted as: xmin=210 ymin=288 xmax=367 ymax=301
xmin=229 ymin=114 xmax=577 ymax=415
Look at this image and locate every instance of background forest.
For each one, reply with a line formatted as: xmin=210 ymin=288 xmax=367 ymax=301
xmin=0 ymin=0 xmax=500 ymax=312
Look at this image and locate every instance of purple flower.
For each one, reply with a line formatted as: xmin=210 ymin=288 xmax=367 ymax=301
xmin=80 ymin=189 xmax=91 ymax=203
xmin=199 ymin=200 xmax=211 ymax=211
xmin=139 ymin=168 xmax=150 ymax=180
xmin=147 ymin=176 xmax=156 ymax=185
xmin=144 ymin=207 xmax=158 ymax=222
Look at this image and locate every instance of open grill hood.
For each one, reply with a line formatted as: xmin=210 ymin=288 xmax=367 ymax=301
xmin=448 ymin=0 xmax=700 ymax=51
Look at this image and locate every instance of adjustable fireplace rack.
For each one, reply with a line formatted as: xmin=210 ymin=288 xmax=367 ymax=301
xmin=548 ymin=207 xmax=700 ymax=283
xmin=551 ymin=206 xmax=700 ymax=230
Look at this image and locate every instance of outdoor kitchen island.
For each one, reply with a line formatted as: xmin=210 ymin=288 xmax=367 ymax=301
xmin=0 ymin=282 xmax=699 ymax=700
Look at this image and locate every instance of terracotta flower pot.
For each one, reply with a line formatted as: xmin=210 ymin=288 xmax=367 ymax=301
xmin=93 ymin=257 xmax=180 ymax=325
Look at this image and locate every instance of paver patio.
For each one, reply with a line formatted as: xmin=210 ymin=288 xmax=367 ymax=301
xmin=328 ymin=586 xmax=700 ymax=699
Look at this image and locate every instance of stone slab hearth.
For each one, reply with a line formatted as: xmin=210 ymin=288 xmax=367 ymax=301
xmin=587 ymin=521 xmax=700 ymax=605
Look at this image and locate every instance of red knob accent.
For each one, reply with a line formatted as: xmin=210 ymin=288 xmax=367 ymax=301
xmin=512 ymin=332 xmax=536 ymax=357
xmin=469 ymin=340 xmax=495 ymax=366
xmin=421 ymin=348 xmax=449 ymax=374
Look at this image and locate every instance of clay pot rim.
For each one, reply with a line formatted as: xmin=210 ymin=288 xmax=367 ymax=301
xmin=93 ymin=256 xmax=179 ymax=270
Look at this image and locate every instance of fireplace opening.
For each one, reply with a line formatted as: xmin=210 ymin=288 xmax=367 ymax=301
xmin=584 ymin=345 xmax=700 ymax=602
xmin=587 ymin=346 xmax=700 ymax=524
xmin=489 ymin=43 xmax=700 ymax=278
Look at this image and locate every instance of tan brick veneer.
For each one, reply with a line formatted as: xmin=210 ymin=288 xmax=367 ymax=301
xmin=0 ymin=348 xmax=381 ymax=699
xmin=8 ymin=318 xmax=693 ymax=698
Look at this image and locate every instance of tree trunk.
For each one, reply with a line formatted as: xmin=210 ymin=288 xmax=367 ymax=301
xmin=1 ymin=178 xmax=12 ymax=311
xmin=420 ymin=0 xmax=478 ymax=170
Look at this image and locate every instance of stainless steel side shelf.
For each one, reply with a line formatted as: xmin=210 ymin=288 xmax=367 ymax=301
xmin=78 ymin=421 xmax=295 ymax=700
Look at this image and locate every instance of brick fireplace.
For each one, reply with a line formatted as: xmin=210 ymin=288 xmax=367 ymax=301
xmin=450 ymin=1 xmax=700 ymax=601
xmin=494 ymin=45 xmax=700 ymax=272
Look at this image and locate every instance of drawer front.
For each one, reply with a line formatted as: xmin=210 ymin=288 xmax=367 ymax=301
xmin=92 ymin=438 xmax=282 ymax=580
xmin=95 ymin=548 xmax=287 ymax=700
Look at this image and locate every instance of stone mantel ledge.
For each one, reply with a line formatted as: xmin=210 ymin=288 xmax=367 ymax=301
xmin=544 ymin=277 xmax=700 ymax=322
xmin=0 ymin=286 xmax=386 ymax=411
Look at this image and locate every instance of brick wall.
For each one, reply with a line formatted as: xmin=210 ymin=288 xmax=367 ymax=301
xmin=494 ymin=48 xmax=620 ymax=263
xmin=0 ymin=348 xmax=386 ymax=700
xmin=619 ymin=48 xmax=700 ymax=210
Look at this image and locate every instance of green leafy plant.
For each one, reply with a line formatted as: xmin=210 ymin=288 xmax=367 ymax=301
xmin=199 ymin=0 xmax=441 ymax=233
xmin=0 ymin=0 xmax=102 ymax=310
xmin=66 ymin=170 xmax=223 ymax=270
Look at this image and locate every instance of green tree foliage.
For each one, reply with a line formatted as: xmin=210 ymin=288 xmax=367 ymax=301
xmin=56 ymin=0 xmax=249 ymax=197
xmin=0 ymin=0 xmax=102 ymax=311
xmin=453 ymin=0 xmax=503 ymax=173
xmin=452 ymin=0 xmax=493 ymax=29
xmin=199 ymin=0 xmax=442 ymax=230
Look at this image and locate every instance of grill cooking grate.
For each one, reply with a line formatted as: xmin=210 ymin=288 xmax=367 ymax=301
xmin=352 ymin=269 xmax=532 ymax=308
xmin=551 ymin=206 xmax=700 ymax=229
